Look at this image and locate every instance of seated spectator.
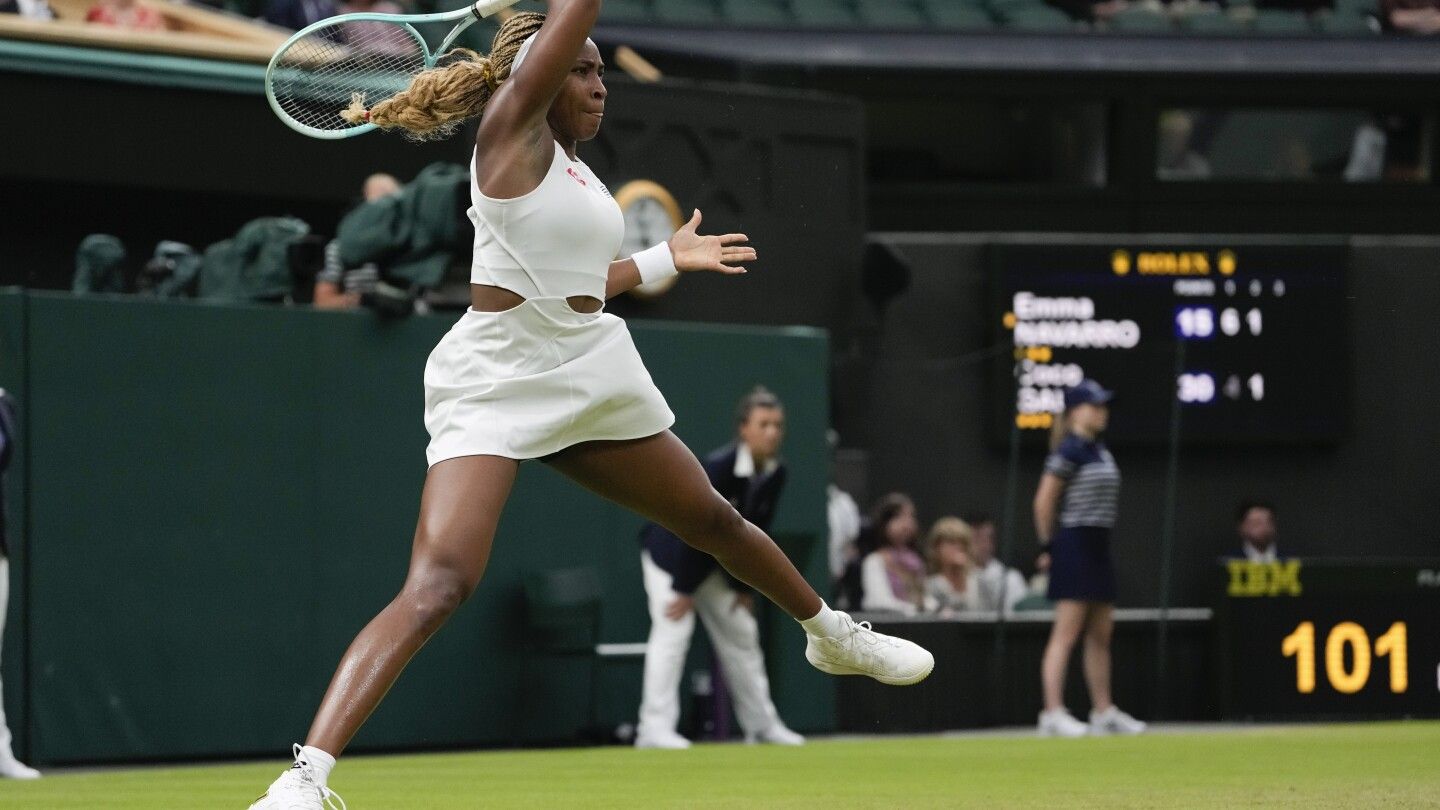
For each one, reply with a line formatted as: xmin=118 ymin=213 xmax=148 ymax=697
xmin=1048 ymin=0 xmax=1133 ymax=24
xmin=86 ymin=0 xmax=166 ymax=30
xmin=925 ymin=517 xmax=982 ymax=615
xmin=825 ymin=431 xmax=862 ymax=596
xmin=264 ymin=0 xmax=337 ymax=31
xmin=1235 ymin=500 xmax=1281 ymax=562
xmin=338 ymin=0 xmax=416 ymax=54
xmin=0 ymin=0 xmax=55 ymax=20
xmin=859 ymin=493 xmax=934 ymax=616
xmin=1381 ymin=0 xmax=1440 ymax=31
xmin=964 ymin=511 xmax=1031 ymax=613
xmin=1157 ymin=111 xmax=1211 ymax=181
xmin=315 ymin=173 xmax=402 ymax=310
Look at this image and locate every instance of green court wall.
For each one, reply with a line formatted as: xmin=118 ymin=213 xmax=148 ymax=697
xmin=0 ymin=290 xmax=833 ymax=765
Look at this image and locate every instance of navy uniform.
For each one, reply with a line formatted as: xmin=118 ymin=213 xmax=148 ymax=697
xmin=1044 ymin=386 xmax=1122 ymax=603
xmin=0 ymin=390 xmax=40 ymax=778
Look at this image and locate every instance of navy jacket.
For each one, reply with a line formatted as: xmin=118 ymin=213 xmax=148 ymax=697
xmin=0 ymin=390 xmax=16 ymax=558
xmin=639 ymin=443 xmax=787 ymax=595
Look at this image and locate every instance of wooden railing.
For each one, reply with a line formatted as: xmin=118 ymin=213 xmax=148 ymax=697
xmin=0 ymin=0 xmax=288 ymax=63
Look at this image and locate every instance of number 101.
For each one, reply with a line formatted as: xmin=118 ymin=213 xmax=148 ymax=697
xmin=1282 ymin=621 xmax=1408 ymax=694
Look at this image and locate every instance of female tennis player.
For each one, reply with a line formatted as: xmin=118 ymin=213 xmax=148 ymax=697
xmin=1033 ymin=380 xmax=1145 ymax=738
xmin=250 ymin=3 xmax=932 ymax=807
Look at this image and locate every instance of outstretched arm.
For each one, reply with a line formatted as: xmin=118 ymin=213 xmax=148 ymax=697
xmin=486 ymin=0 xmax=599 ymax=135
xmin=603 ymin=209 xmax=757 ymax=299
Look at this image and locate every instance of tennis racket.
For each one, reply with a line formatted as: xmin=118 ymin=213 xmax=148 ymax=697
xmin=266 ymin=0 xmax=522 ymax=139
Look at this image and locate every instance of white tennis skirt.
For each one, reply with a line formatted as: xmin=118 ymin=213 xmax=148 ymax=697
xmin=423 ymin=296 xmax=675 ymax=465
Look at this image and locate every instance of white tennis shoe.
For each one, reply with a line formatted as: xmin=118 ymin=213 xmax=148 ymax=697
xmin=1038 ymin=708 xmax=1089 ymax=738
xmin=0 ymin=754 xmax=40 ymax=780
xmin=249 ymin=745 xmax=346 ymax=810
xmin=745 ymin=723 xmax=806 ymax=746
xmin=634 ymin=730 xmax=692 ymax=750
xmin=1090 ymin=705 xmax=1147 ymax=735
xmin=804 ymin=611 xmax=934 ymax=685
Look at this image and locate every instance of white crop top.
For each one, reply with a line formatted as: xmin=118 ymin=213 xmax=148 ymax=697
xmin=467 ymin=142 xmax=624 ymax=301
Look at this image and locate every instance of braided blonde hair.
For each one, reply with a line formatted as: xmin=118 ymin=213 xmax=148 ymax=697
xmin=341 ymin=11 xmax=546 ymax=141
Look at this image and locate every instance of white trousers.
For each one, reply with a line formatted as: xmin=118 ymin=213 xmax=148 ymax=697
xmin=637 ymin=551 xmax=782 ymax=739
xmin=0 ymin=558 xmax=14 ymax=760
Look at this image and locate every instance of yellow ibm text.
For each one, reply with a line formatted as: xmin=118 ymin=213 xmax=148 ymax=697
xmin=1226 ymin=560 xmax=1303 ymax=597
xmin=1281 ymin=621 xmax=1409 ymax=695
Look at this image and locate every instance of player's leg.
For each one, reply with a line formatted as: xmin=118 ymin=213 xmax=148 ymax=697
xmin=546 ymin=431 xmax=933 ymax=685
xmin=1081 ymin=601 xmax=1114 ymax=711
xmin=692 ymin=577 xmax=800 ymax=744
xmin=552 ymin=432 xmax=815 ymax=616
xmin=635 ymin=551 xmax=699 ymax=749
xmin=1038 ymin=599 xmax=1089 ymax=736
xmin=1083 ymin=603 xmax=1145 ymax=734
xmin=251 ymin=455 xmax=517 ymax=810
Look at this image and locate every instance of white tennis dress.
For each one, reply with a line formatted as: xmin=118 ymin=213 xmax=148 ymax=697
xmin=423 ymin=142 xmax=675 ymax=464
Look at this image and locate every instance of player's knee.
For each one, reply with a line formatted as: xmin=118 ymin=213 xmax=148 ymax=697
xmin=680 ymin=499 xmax=746 ymax=552
xmin=402 ymin=572 xmax=473 ymax=637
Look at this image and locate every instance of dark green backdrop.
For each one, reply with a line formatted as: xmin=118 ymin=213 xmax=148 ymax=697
xmin=0 ymin=290 xmax=833 ymax=765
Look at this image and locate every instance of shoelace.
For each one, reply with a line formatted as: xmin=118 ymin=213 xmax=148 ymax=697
xmin=838 ymin=618 xmax=900 ymax=649
xmin=286 ymin=744 xmax=348 ymax=810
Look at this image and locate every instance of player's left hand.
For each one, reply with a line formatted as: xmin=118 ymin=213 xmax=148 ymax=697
xmin=669 ymin=209 xmax=755 ymax=275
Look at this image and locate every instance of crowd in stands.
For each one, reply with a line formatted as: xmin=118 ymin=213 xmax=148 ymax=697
xmin=829 ymin=490 xmax=1046 ymax=618
xmin=2 ymin=0 xmax=1439 ymax=35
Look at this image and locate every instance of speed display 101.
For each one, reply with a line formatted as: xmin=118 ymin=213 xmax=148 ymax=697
xmin=992 ymin=238 xmax=1348 ymax=444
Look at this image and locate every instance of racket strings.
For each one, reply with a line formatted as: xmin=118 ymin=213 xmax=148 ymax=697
xmin=270 ymin=21 xmax=429 ymax=132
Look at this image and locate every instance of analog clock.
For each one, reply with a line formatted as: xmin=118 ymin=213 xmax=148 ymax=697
xmin=614 ymin=180 xmax=684 ymax=298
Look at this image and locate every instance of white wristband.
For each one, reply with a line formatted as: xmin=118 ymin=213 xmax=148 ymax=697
xmin=632 ymin=241 xmax=678 ymax=286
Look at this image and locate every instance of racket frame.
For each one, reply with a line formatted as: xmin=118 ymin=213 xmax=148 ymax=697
xmin=265 ymin=0 xmax=519 ymax=139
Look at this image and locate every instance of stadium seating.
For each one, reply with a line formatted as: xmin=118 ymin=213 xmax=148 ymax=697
xmin=923 ymin=0 xmax=997 ymax=29
xmin=1106 ymin=5 xmax=1173 ymax=31
xmin=570 ymin=0 xmax=1381 ymax=34
xmin=721 ymin=0 xmax=792 ymax=25
xmin=855 ymin=0 xmax=929 ymax=28
xmin=1175 ymin=8 xmax=1248 ymax=33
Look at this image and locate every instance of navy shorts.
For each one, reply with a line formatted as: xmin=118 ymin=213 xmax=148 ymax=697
xmin=1046 ymin=526 xmax=1117 ymax=603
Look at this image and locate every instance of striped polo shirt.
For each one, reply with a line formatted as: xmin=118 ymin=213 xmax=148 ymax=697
xmin=1045 ymin=434 xmax=1121 ymax=529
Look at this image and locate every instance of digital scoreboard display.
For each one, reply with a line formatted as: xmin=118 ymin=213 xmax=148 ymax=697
xmin=1218 ymin=560 xmax=1440 ymax=720
xmin=992 ymin=239 xmax=1348 ymax=444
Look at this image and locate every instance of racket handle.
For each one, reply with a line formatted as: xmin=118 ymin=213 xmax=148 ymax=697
xmin=472 ymin=0 xmax=520 ymax=17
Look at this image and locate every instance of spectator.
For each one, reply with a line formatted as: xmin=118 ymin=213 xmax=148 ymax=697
xmin=825 ymin=431 xmax=862 ymax=595
xmin=0 ymin=390 xmax=40 ymax=780
xmin=634 ymin=387 xmax=804 ymax=749
xmin=338 ymin=0 xmax=416 ymax=54
xmin=264 ymin=0 xmax=337 ymax=31
xmin=859 ymin=493 xmax=934 ymax=615
xmin=85 ymin=0 xmax=166 ymax=30
xmin=925 ymin=517 xmax=982 ymax=614
xmin=1235 ymin=501 xmax=1280 ymax=562
xmin=1048 ymin=0 xmax=1132 ymax=23
xmin=1382 ymin=0 xmax=1440 ymax=32
xmin=314 ymin=173 xmax=402 ymax=310
xmin=1156 ymin=111 xmax=1212 ymax=181
xmin=964 ymin=511 xmax=1031 ymax=614
xmin=0 ymin=0 xmax=55 ymax=20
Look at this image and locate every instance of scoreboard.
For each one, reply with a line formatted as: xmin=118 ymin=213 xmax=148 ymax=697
xmin=1218 ymin=560 xmax=1440 ymax=719
xmin=992 ymin=238 xmax=1348 ymax=444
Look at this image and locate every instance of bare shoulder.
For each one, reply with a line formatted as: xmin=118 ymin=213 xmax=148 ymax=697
xmin=473 ymin=102 xmax=554 ymax=200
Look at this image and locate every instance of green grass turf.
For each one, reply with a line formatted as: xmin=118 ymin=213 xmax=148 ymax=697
xmin=7 ymin=722 xmax=1439 ymax=809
